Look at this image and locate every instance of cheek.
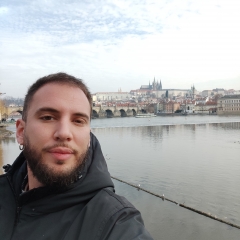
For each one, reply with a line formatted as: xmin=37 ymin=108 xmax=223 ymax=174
xmin=76 ymin=131 xmax=90 ymax=147
xmin=25 ymin=125 xmax=50 ymax=145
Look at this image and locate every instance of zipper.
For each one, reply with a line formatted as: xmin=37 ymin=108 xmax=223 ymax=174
xmin=15 ymin=206 xmax=22 ymax=226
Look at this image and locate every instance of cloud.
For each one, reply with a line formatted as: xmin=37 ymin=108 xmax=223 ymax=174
xmin=1 ymin=0 xmax=240 ymax=97
xmin=0 ymin=6 xmax=9 ymax=14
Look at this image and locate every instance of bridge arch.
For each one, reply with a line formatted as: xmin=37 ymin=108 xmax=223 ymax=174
xmin=92 ymin=110 xmax=99 ymax=119
xmin=132 ymin=109 xmax=137 ymax=116
xmin=16 ymin=110 xmax=23 ymax=115
xmin=106 ymin=109 xmax=114 ymax=118
xmin=140 ymin=109 xmax=147 ymax=113
xmin=9 ymin=110 xmax=22 ymax=117
xmin=119 ymin=109 xmax=127 ymax=117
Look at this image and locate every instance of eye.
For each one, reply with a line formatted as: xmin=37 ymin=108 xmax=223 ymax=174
xmin=40 ymin=116 xmax=54 ymax=121
xmin=74 ymin=119 xmax=86 ymax=125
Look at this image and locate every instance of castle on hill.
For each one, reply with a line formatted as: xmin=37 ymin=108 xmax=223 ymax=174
xmin=131 ymin=78 xmax=193 ymax=99
xmin=140 ymin=78 xmax=162 ymax=91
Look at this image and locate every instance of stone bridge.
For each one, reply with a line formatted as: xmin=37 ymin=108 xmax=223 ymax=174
xmin=92 ymin=105 xmax=147 ymax=118
xmin=1 ymin=106 xmax=23 ymax=119
xmin=1 ymin=105 xmax=152 ymax=119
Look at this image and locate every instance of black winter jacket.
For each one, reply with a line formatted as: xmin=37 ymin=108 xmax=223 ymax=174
xmin=0 ymin=133 xmax=153 ymax=240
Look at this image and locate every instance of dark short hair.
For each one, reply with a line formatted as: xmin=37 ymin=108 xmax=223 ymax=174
xmin=22 ymin=72 xmax=92 ymax=121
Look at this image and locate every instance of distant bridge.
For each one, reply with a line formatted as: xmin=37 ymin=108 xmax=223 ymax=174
xmin=1 ymin=104 xmax=154 ymax=119
xmin=92 ymin=104 xmax=151 ymax=118
xmin=1 ymin=106 xmax=23 ymax=119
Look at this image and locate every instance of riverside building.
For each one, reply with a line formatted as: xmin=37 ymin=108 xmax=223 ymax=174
xmin=92 ymin=91 xmax=131 ymax=103
xmin=217 ymin=95 xmax=240 ymax=115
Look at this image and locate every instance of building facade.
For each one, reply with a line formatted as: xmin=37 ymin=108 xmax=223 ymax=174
xmin=194 ymin=101 xmax=217 ymax=114
xmin=180 ymin=100 xmax=195 ymax=113
xmin=217 ymin=95 xmax=240 ymax=115
xmin=92 ymin=92 xmax=132 ymax=102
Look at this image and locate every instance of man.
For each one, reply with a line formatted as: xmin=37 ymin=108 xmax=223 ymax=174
xmin=0 ymin=73 xmax=153 ymax=240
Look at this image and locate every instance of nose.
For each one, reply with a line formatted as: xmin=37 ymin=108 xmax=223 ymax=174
xmin=53 ymin=119 xmax=73 ymax=141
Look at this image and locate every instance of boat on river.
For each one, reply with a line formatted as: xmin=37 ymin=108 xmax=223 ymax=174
xmin=135 ymin=113 xmax=157 ymax=118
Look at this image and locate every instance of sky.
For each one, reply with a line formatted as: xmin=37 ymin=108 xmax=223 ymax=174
xmin=0 ymin=0 xmax=240 ymax=98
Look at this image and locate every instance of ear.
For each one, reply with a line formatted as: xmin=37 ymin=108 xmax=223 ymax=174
xmin=16 ymin=119 xmax=25 ymax=145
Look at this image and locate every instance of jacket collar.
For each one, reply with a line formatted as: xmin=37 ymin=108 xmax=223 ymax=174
xmin=7 ymin=132 xmax=114 ymax=210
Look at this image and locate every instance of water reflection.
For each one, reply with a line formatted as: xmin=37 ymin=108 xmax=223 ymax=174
xmin=220 ymin=122 xmax=240 ymax=129
xmin=0 ymin=129 xmax=16 ymax=174
xmin=93 ymin=122 xmax=240 ymax=148
xmin=0 ymin=137 xmax=16 ymax=144
xmin=142 ymin=126 xmax=164 ymax=143
xmin=184 ymin=124 xmax=196 ymax=131
xmin=92 ymin=121 xmax=240 ymax=232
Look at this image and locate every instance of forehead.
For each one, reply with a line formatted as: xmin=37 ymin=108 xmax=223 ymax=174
xmin=28 ymin=83 xmax=91 ymax=115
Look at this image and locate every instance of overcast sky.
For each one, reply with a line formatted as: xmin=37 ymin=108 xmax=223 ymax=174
xmin=0 ymin=0 xmax=240 ymax=98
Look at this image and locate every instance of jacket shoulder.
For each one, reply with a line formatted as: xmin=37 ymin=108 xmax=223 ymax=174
xmin=102 ymin=187 xmax=135 ymax=209
xmin=0 ymin=173 xmax=7 ymax=179
xmin=0 ymin=174 xmax=17 ymax=240
xmin=92 ymin=188 xmax=153 ymax=240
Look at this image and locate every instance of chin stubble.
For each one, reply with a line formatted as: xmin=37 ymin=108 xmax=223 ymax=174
xmin=23 ymin=138 xmax=89 ymax=188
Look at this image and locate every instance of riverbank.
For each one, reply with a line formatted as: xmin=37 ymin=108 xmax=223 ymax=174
xmin=0 ymin=127 xmax=14 ymax=138
xmin=90 ymin=114 xmax=240 ymax=129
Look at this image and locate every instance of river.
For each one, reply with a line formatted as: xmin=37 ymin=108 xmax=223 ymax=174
xmin=1 ymin=115 xmax=240 ymax=239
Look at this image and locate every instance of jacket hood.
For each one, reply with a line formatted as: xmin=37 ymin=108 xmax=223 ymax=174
xmin=7 ymin=132 xmax=114 ymax=215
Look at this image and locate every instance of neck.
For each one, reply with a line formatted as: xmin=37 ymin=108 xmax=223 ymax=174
xmin=27 ymin=165 xmax=45 ymax=190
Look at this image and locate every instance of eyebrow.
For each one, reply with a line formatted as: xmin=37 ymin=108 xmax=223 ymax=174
xmin=35 ymin=107 xmax=90 ymax=121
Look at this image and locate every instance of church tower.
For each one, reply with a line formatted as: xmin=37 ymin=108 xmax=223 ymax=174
xmin=159 ymin=80 xmax=162 ymax=90
xmin=152 ymin=77 xmax=156 ymax=90
xmin=191 ymin=85 xmax=195 ymax=99
xmin=149 ymin=81 xmax=152 ymax=90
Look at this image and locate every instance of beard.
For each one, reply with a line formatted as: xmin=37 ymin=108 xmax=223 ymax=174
xmin=23 ymin=136 xmax=89 ymax=188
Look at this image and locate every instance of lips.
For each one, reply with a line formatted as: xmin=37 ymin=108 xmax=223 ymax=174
xmin=48 ymin=147 xmax=74 ymax=154
xmin=48 ymin=147 xmax=74 ymax=161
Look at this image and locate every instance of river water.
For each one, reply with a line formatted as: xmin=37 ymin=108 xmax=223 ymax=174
xmin=1 ymin=115 xmax=240 ymax=239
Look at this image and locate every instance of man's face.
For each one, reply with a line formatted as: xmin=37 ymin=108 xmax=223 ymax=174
xmin=16 ymin=83 xmax=91 ymax=187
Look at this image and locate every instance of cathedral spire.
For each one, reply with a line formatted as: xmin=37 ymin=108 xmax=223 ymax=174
xmin=152 ymin=77 xmax=156 ymax=90
xmin=191 ymin=84 xmax=195 ymax=100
